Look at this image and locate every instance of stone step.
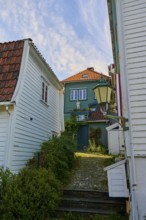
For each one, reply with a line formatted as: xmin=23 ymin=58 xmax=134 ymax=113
xmin=57 ymin=207 xmax=117 ymax=216
xmin=63 ymin=189 xmax=126 ymax=202
xmin=56 ymin=189 xmax=127 ymax=216
xmin=63 ymin=189 xmax=109 ymax=200
xmin=61 ymin=197 xmax=125 ymax=210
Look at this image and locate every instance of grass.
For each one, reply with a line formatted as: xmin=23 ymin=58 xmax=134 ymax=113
xmin=75 ymin=152 xmax=112 ymax=158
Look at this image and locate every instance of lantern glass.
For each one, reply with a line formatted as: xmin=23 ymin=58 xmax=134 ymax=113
xmin=94 ymin=85 xmax=112 ymax=104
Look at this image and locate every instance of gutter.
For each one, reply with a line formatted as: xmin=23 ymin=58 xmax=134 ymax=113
xmin=0 ymin=101 xmax=15 ymax=106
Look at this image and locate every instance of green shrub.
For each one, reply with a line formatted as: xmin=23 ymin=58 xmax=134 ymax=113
xmin=0 ymin=167 xmax=14 ymax=201
xmin=0 ymin=134 xmax=76 ymax=220
xmin=27 ymin=135 xmax=76 ymax=182
xmin=0 ymin=168 xmax=60 ymax=220
xmin=0 ymin=168 xmax=15 ymax=218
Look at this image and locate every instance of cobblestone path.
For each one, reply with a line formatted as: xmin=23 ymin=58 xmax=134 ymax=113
xmin=65 ymin=152 xmax=109 ymax=191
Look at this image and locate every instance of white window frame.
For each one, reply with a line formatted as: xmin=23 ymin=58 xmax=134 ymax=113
xmin=70 ymin=88 xmax=87 ymax=101
xmin=78 ymin=89 xmax=87 ymax=100
xmin=82 ymin=74 xmax=88 ymax=78
xmin=41 ymin=81 xmax=48 ymax=104
xmin=70 ymin=89 xmax=78 ymax=101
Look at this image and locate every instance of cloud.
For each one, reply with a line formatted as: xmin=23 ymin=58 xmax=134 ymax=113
xmin=0 ymin=0 xmax=113 ymax=80
xmin=77 ymin=0 xmax=113 ymax=60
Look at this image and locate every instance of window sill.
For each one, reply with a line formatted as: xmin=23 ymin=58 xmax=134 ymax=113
xmin=70 ymin=99 xmax=87 ymax=101
xmin=40 ymin=99 xmax=49 ymax=107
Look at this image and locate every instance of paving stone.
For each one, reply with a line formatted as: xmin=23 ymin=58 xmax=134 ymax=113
xmin=65 ymin=153 xmax=108 ymax=191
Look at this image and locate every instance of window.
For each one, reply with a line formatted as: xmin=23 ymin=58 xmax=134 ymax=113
xmin=82 ymin=74 xmax=89 ymax=78
xmin=78 ymin=89 xmax=87 ymax=100
xmin=76 ymin=114 xmax=88 ymax=121
xmin=70 ymin=89 xmax=87 ymax=101
xmin=41 ymin=81 xmax=48 ymax=103
xmin=70 ymin=89 xmax=78 ymax=101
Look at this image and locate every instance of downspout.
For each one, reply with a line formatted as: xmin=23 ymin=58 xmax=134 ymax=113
xmin=116 ymin=1 xmax=139 ymax=219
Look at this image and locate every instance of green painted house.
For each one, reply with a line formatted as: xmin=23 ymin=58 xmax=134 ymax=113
xmin=62 ymin=67 xmax=110 ymax=150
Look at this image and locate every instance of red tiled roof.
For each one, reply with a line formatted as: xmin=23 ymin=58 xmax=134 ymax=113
xmin=0 ymin=40 xmax=24 ymax=102
xmin=87 ymin=109 xmax=106 ymax=121
xmin=62 ymin=68 xmax=110 ymax=83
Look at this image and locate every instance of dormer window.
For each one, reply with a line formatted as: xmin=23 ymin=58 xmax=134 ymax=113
xmin=82 ymin=74 xmax=89 ymax=78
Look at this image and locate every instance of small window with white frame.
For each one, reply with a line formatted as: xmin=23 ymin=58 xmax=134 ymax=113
xmin=79 ymin=89 xmax=87 ymax=100
xmin=70 ymin=89 xmax=78 ymax=101
xmin=82 ymin=74 xmax=88 ymax=78
xmin=41 ymin=81 xmax=48 ymax=104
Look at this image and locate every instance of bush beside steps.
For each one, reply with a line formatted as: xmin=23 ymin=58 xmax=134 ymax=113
xmin=0 ymin=135 xmax=76 ymax=220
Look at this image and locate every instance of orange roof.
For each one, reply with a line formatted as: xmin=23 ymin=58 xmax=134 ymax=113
xmin=62 ymin=67 xmax=110 ymax=83
xmin=0 ymin=40 xmax=25 ymax=102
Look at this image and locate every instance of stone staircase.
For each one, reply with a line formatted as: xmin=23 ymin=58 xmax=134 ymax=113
xmin=56 ymin=189 xmax=127 ymax=216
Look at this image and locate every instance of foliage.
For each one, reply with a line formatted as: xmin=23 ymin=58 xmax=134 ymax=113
xmin=103 ymin=155 xmax=116 ymax=167
xmin=27 ymin=135 xmax=76 ymax=182
xmin=87 ymin=139 xmax=107 ymax=154
xmin=0 ymin=167 xmax=14 ymax=202
xmin=104 ymin=154 xmax=125 ymax=167
xmin=65 ymin=116 xmax=81 ymax=135
xmin=0 ymin=168 xmax=60 ymax=220
xmin=89 ymin=128 xmax=102 ymax=146
xmin=0 ymin=134 xmax=76 ymax=220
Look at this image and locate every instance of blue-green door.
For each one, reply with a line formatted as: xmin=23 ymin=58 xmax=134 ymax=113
xmin=77 ymin=125 xmax=88 ymax=151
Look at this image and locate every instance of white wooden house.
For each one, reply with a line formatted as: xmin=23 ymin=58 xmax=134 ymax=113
xmin=107 ymin=1 xmax=146 ymax=219
xmin=0 ymin=39 xmax=64 ymax=173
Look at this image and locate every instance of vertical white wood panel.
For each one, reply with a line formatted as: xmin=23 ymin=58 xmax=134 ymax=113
xmin=105 ymin=162 xmax=129 ymax=197
xmin=0 ymin=111 xmax=9 ymax=167
xmin=121 ymin=0 xmax=146 ymax=153
xmin=11 ymin=52 xmax=63 ymax=172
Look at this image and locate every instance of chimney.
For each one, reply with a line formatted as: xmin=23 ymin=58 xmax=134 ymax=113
xmin=87 ymin=67 xmax=94 ymax=71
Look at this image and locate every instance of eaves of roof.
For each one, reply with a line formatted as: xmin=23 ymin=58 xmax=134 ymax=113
xmin=0 ymin=39 xmax=24 ymax=102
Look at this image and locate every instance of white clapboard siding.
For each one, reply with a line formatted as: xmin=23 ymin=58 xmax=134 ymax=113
xmin=106 ymin=123 xmax=124 ymax=155
xmin=0 ymin=112 xmax=10 ymax=167
xmin=120 ymin=0 xmax=146 ymax=154
xmin=104 ymin=160 xmax=129 ymax=197
xmin=11 ymin=51 xmax=62 ymax=172
xmin=59 ymin=91 xmax=64 ymax=132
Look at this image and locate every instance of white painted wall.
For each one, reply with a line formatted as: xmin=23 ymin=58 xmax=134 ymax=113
xmin=6 ymin=41 xmax=64 ymax=172
xmin=104 ymin=160 xmax=129 ymax=197
xmin=106 ymin=123 xmax=124 ymax=155
xmin=0 ymin=106 xmax=14 ymax=169
xmin=135 ymin=158 xmax=146 ymax=219
xmin=0 ymin=110 xmax=9 ymax=167
xmin=121 ymin=0 xmax=146 ymax=155
xmin=114 ymin=0 xmax=146 ymax=219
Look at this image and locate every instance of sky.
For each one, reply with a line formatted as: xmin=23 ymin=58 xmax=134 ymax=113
xmin=0 ymin=0 xmax=113 ymax=80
